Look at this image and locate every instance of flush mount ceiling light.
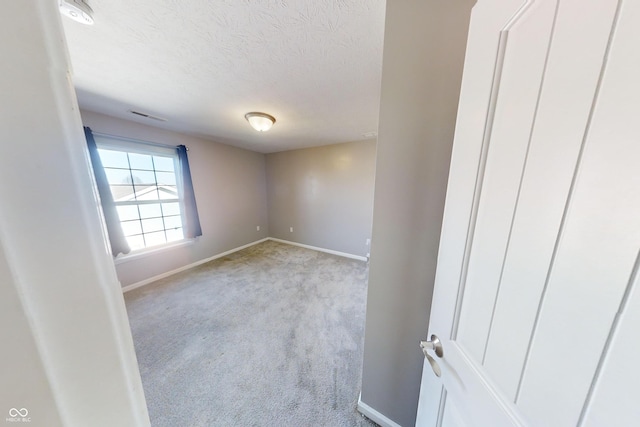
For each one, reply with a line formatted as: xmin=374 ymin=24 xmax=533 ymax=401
xmin=59 ymin=0 xmax=94 ymax=25
xmin=245 ymin=112 xmax=276 ymax=132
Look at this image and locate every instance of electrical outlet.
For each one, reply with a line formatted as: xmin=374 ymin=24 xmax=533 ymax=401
xmin=290 ymin=227 xmax=293 ymax=232
xmin=366 ymin=238 xmax=371 ymax=246
xmin=257 ymin=226 xmax=260 ymax=231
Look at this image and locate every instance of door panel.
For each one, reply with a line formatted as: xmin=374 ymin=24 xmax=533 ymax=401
xmin=456 ymin=0 xmax=557 ymax=363
xmin=441 ymin=397 xmax=467 ymax=427
xmin=482 ymin=0 xmax=619 ymax=399
xmin=416 ymin=1 xmax=534 ymax=424
xmin=582 ymin=255 xmax=640 ymax=427
xmin=517 ymin=1 xmax=640 ymax=424
xmin=417 ymin=0 xmax=638 ymax=426
xmin=578 ymin=14 xmax=640 ymax=423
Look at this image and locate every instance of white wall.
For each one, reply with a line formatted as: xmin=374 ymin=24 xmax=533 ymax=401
xmin=359 ymin=1 xmax=475 ymax=426
xmin=266 ymin=140 xmax=376 ymax=257
xmin=0 ymin=1 xmax=149 ymax=425
xmin=81 ymin=110 xmax=269 ymax=287
xmin=0 ymin=243 xmax=62 ymax=427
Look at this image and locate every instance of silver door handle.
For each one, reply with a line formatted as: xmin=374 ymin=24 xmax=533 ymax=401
xmin=420 ymin=334 xmax=443 ymax=358
xmin=420 ymin=334 xmax=444 ymax=377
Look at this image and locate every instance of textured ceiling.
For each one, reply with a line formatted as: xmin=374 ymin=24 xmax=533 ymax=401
xmin=61 ymin=0 xmax=386 ymax=153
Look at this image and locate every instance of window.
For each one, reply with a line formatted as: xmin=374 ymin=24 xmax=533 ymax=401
xmin=96 ymin=138 xmax=185 ymax=252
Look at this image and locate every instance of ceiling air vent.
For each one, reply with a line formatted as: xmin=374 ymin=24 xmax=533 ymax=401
xmin=129 ymin=110 xmax=167 ymax=122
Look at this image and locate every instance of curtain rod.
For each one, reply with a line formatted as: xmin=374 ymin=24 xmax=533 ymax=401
xmin=91 ymin=131 xmax=188 ymax=150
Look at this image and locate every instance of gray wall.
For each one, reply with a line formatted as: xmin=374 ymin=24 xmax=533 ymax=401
xmin=360 ymin=1 xmax=474 ymax=426
xmin=266 ymin=140 xmax=376 ymax=257
xmin=81 ymin=110 xmax=269 ymax=287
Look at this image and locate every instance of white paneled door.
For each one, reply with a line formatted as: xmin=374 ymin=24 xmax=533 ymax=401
xmin=416 ymin=0 xmax=639 ymax=426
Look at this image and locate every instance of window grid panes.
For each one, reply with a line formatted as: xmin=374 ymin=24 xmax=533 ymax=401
xmin=99 ymin=148 xmax=184 ymax=251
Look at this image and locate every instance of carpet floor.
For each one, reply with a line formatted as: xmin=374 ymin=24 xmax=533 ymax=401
xmin=124 ymin=240 xmax=377 ymax=426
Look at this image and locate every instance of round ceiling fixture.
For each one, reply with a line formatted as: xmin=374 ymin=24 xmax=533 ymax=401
xmin=245 ymin=112 xmax=276 ymax=132
xmin=59 ymin=0 xmax=94 ymax=25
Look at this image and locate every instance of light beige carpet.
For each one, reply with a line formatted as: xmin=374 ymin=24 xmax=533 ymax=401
xmin=125 ymin=240 xmax=377 ymax=426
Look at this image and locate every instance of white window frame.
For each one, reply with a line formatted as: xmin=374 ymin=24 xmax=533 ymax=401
xmin=94 ymin=134 xmax=190 ymax=258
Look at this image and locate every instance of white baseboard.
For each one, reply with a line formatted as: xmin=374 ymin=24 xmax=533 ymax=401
xmin=268 ymin=237 xmax=368 ymax=262
xmin=357 ymin=394 xmax=403 ymax=427
xmin=121 ymin=238 xmax=269 ymax=293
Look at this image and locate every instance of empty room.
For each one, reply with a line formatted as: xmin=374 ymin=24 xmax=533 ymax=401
xmin=3 ymin=1 xmax=639 ymax=427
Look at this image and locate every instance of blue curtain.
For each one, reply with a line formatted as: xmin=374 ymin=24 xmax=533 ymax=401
xmin=177 ymin=145 xmax=202 ymax=238
xmin=84 ymin=127 xmax=131 ymax=256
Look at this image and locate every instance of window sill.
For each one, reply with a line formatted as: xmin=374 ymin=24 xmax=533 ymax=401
xmin=114 ymin=238 xmax=196 ymax=265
